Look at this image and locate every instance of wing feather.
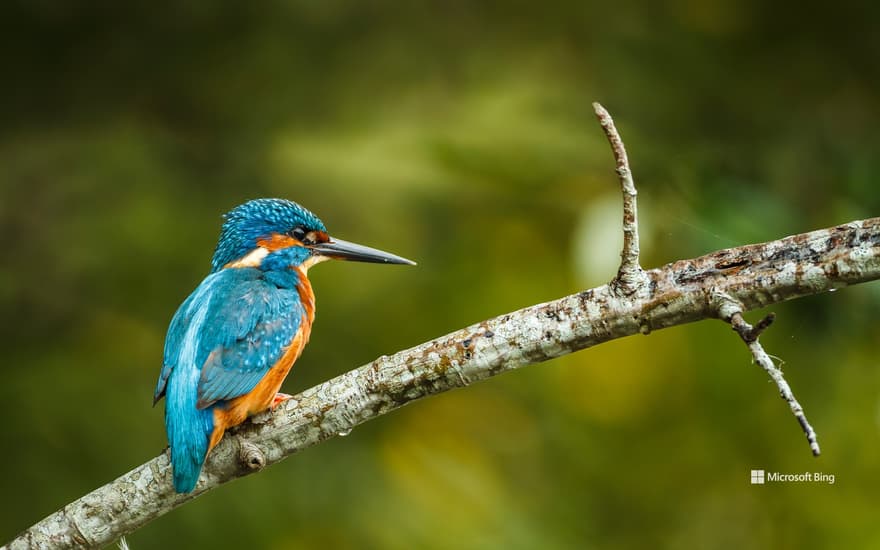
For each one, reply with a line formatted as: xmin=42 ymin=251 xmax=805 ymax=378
xmin=154 ymin=268 xmax=303 ymax=409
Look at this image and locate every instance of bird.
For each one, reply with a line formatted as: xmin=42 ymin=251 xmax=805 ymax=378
xmin=153 ymin=198 xmax=415 ymax=493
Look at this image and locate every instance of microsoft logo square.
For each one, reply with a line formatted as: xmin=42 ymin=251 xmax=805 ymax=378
xmin=750 ymin=469 xmax=765 ymax=484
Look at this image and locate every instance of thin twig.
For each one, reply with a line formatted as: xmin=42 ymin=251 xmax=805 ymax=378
xmin=718 ymin=297 xmax=821 ymax=457
xmin=592 ymin=102 xmax=647 ymax=295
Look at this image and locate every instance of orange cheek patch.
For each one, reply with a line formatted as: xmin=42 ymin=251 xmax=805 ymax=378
xmin=257 ymin=233 xmax=301 ymax=251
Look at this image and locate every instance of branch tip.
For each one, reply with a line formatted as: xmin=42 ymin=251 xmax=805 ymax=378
xmin=592 ymin=102 xmax=646 ymax=295
xmin=751 ymin=312 xmax=776 ymax=341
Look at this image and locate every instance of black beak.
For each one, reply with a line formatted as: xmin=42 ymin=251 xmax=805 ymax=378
xmin=310 ymin=237 xmax=416 ymax=265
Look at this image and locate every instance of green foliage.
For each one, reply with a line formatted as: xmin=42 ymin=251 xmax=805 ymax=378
xmin=1 ymin=1 xmax=878 ymax=548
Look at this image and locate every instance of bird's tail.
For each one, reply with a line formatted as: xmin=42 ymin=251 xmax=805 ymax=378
xmin=165 ymin=368 xmax=214 ymax=493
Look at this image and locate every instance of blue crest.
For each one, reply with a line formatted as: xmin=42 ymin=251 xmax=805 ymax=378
xmin=211 ymin=198 xmax=327 ymax=272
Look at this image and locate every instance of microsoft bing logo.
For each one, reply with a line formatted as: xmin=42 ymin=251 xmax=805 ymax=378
xmin=748 ymin=468 xmax=835 ymax=484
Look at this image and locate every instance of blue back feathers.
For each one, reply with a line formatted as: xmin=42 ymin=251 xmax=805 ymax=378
xmin=211 ymin=198 xmax=326 ymax=272
xmin=156 ymin=198 xmax=317 ymax=492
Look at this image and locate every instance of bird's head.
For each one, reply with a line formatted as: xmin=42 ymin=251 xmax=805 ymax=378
xmin=211 ymin=198 xmax=415 ymax=273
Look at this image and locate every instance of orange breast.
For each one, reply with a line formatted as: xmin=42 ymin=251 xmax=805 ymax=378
xmin=208 ymin=268 xmax=315 ymax=451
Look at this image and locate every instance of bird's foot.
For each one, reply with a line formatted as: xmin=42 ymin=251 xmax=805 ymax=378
xmin=271 ymin=392 xmax=294 ymax=409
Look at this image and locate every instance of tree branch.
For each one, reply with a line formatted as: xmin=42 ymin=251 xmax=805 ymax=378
xmin=6 ymin=107 xmax=880 ymax=549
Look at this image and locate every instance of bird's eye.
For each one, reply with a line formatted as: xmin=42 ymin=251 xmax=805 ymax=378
xmin=290 ymin=226 xmax=318 ymax=245
xmin=290 ymin=226 xmax=307 ymax=242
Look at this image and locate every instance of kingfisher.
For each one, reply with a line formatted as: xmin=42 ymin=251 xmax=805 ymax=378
xmin=153 ymin=198 xmax=414 ymax=493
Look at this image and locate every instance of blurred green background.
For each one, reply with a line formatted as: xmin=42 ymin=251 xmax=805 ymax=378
xmin=2 ymin=1 xmax=879 ymax=548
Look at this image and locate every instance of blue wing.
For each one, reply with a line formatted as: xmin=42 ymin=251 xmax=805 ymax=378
xmin=195 ymin=273 xmax=302 ymax=408
xmin=155 ymin=267 xmax=303 ymax=408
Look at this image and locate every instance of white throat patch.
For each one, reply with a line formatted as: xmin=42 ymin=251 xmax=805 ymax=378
xmin=299 ymin=254 xmax=330 ymax=273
